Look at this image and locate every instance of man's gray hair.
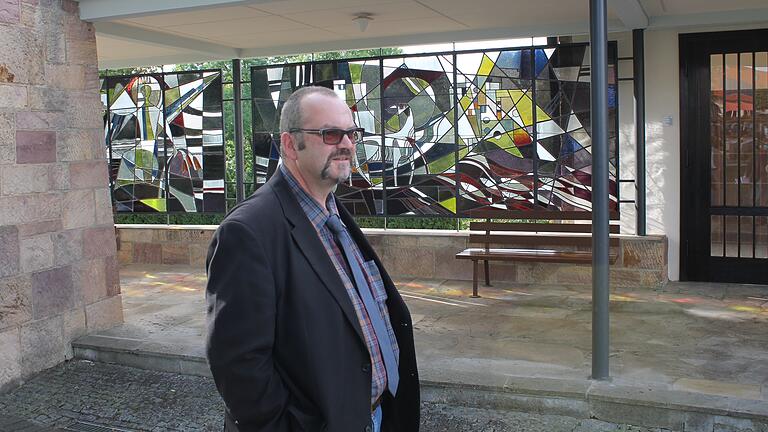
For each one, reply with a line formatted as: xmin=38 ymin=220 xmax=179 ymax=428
xmin=279 ymin=86 xmax=340 ymax=133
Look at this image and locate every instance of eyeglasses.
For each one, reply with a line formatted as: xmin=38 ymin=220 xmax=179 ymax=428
xmin=289 ymin=127 xmax=365 ymax=145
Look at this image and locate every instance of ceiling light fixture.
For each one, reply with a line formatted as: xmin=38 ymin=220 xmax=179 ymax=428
xmin=352 ymin=13 xmax=373 ymax=32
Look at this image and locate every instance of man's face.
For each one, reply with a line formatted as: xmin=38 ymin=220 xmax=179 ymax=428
xmin=293 ymin=94 xmax=356 ymax=187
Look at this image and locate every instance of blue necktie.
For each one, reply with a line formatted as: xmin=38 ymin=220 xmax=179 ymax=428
xmin=326 ymin=214 xmax=399 ymax=396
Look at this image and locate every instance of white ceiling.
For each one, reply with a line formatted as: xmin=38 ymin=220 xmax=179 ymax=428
xmin=79 ymin=0 xmax=768 ymax=68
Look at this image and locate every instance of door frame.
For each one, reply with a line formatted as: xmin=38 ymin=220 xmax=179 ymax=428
xmin=679 ymin=28 xmax=768 ymax=282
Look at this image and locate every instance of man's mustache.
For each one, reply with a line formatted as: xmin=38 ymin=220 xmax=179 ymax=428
xmin=328 ymin=148 xmax=353 ymax=159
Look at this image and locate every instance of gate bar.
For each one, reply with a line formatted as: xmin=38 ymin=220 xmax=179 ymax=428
xmin=233 ymin=59 xmax=245 ymax=203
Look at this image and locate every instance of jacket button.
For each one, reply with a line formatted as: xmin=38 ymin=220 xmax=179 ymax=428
xmin=365 ymin=426 xmax=372 ymax=432
xmin=401 ymin=322 xmax=409 ymax=327
xmin=362 ymin=363 xmax=371 ymax=373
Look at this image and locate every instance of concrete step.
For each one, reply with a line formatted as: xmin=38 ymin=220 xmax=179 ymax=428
xmin=73 ymin=335 xmax=768 ymax=432
xmin=72 ymin=335 xmax=210 ymax=378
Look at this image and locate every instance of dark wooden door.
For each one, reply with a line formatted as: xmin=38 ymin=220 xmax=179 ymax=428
xmin=680 ymin=29 xmax=768 ymax=284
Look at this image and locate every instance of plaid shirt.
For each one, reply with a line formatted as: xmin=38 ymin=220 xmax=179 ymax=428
xmin=280 ymin=165 xmax=399 ymax=405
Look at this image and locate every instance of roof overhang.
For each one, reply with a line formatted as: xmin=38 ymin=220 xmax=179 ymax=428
xmin=77 ymin=0 xmax=768 ymax=69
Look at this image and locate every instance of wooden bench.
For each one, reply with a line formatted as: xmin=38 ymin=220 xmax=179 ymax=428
xmin=456 ymin=211 xmax=620 ymax=297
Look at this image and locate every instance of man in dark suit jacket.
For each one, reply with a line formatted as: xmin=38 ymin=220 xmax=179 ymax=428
xmin=206 ymin=86 xmax=420 ymax=432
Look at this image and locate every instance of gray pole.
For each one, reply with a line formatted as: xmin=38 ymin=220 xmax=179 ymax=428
xmin=233 ymin=59 xmax=245 ymax=203
xmin=633 ymin=29 xmax=647 ymax=236
xmin=590 ymin=0 xmax=610 ymax=380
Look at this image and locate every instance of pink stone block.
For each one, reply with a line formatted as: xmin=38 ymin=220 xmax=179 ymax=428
xmin=45 ymin=64 xmax=85 ymax=90
xmin=133 ymin=243 xmax=161 ymax=264
xmin=82 ymin=226 xmax=116 ymax=259
xmin=15 ymin=111 xmax=66 ymax=130
xmin=31 ymin=265 xmax=74 ymax=319
xmin=0 ymin=275 xmax=32 ymax=329
xmin=52 ymin=229 xmax=83 ymax=266
xmin=57 ymin=128 xmax=100 ymax=161
xmin=16 ymin=130 xmax=55 ymax=164
xmin=161 ymin=243 xmax=190 ymax=265
xmin=0 ymin=163 xmax=49 ymax=195
xmin=0 ymin=0 xmax=20 ymax=24
xmin=85 ymin=295 xmax=123 ymax=332
xmin=61 ymin=0 xmax=77 ymax=13
xmin=64 ymin=15 xmax=92 ymax=42
xmin=74 ymin=258 xmax=107 ymax=304
xmin=0 ymin=194 xmax=61 ymax=226
xmin=104 ymin=255 xmax=121 ymax=297
xmin=18 ymin=219 xmax=63 ymax=238
xmin=61 ymin=190 xmax=95 ymax=229
xmin=65 ymin=39 xmax=97 ymax=66
xmin=69 ymin=160 xmax=108 ymax=190
xmin=0 ymin=84 xmax=27 ymax=109
xmin=0 ymin=226 xmax=20 ymax=278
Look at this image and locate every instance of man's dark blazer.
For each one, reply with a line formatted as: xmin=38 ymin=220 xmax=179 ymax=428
xmin=205 ymin=169 xmax=420 ymax=432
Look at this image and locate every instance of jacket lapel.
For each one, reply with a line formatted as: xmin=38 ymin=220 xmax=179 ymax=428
xmin=269 ymin=170 xmax=366 ymax=344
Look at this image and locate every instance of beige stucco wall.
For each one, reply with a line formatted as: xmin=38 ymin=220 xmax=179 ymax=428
xmin=0 ymin=0 xmax=122 ymax=392
xmin=577 ymin=23 xmax=768 ymax=281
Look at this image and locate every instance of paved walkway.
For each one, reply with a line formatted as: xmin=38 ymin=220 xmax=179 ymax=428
xmin=72 ymin=264 xmax=768 ymax=429
xmin=0 ymin=360 xmax=673 ymax=432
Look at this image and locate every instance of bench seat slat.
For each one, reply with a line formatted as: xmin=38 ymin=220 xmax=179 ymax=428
xmin=470 ymin=222 xmax=620 ymax=233
xmin=467 ymin=234 xmax=621 ymax=247
xmin=456 ymin=248 xmax=619 ymax=263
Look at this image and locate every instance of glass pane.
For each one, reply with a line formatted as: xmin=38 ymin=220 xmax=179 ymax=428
xmin=757 ymin=52 xmax=768 ymax=207
xmin=756 ymin=216 xmax=768 ymax=259
xmin=725 ymin=215 xmax=739 ymax=257
xmin=740 ymin=215 xmax=753 ymax=258
xmin=739 ymin=53 xmax=754 ymax=207
xmin=725 ymin=53 xmax=739 ymax=207
xmin=711 ymin=54 xmax=724 ymax=207
xmin=711 ymin=215 xmax=723 ymax=257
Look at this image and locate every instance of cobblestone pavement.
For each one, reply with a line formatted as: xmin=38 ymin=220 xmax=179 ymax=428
xmin=0 ymin=360 xmax=675 ymax=432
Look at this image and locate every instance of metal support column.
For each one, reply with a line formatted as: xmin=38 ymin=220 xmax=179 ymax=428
xmin=633 ymin=29 xmax=647 ymax=236
xmin=233 ymin=59 xmax=245 ymax=203
xmin=590 ymin=0 xmax=610 ymax=381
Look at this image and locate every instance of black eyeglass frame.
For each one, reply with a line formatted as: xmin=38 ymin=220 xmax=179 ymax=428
xmin=288 ymin=127 xmax=366 ymax=145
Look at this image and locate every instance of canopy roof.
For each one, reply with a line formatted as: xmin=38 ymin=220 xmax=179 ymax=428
xmin=77 ymin=0 xmax=768 ymax=68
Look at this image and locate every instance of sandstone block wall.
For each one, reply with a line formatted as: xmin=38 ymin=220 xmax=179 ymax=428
xmin=0 ymin=0 xmax=122 ymax=392
xmin=116 ymin=225 xmax=668 ymax=290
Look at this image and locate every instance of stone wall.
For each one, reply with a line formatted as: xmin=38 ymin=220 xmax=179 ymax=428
xmin=116 ymin=225 xmax=668 ymax=289
xmin=0 ymin=0 xmax=122 ymax=392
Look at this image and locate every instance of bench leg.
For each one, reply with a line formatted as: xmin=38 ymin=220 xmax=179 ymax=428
xmin=484 ymin=260 xmax=492 ymax=287
xmin=471 ymin=260 xmax=480 ymax=298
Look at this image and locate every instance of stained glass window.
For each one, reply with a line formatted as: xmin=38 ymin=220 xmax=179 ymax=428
xmin=102 ymin=71 xmax=225 ymax=213
xmin=251 ymin=43 xmax=618 ymax=217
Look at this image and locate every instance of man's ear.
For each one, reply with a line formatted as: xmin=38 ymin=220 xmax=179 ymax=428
xmin=280 ymin=131 xmax=298 ymax=161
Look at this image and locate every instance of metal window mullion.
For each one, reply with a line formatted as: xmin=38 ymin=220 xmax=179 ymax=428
xmin=531 ymin=49 xmax=539 ymax=208
xmin=614 ymin=43 xmax=621 ymax=213
xmin=161 ymin=71 xmax=170 ymax=219
xmin=722 ymin=54 xmax=727 ymax=257
xmin=753 ymin=51 xmax=757 ymax=258
xmin=737 ymin=54 xmax=742 ymax=257
xmin=453 ymin=52 xmax=460 ymax=222
xmin=379 ymin=57 xmax=387 ymax=223
xmin=106 ymin=78 xmax=117 ymax=215
xmin=633 ymin=29 xmax=646 ymax=236
xmin=233 ymin=59 xmax=245 ymax=204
